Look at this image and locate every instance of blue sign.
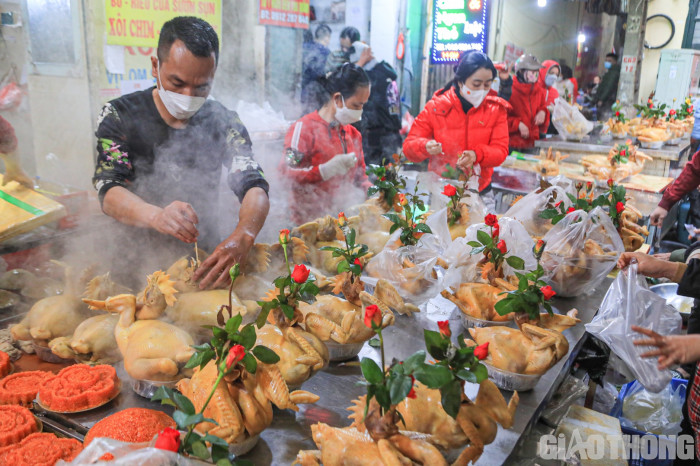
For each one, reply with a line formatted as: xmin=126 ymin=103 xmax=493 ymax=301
xmin=431 ymin=0 xmax=490 ymax=64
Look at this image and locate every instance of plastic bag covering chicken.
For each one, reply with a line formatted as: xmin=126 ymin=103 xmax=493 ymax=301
xmin=83 ymin=272 xmax=195 ymax=382
xmin=346 ymin=379 xmax=519 ymax=465
xmin=441 ymin=279 xmax=516 ymax=322
xmin=177 ymin=361 xmax=319 ymax=445
xmin=11 ymin=267 xmax=123 ymax=350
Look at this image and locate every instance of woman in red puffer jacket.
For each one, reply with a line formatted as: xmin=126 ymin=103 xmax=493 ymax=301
xmin=403 ymin=51 xmax=510 ymax=200
xmin=537 ymin=59 xmax=560 ymax=133
xmin=507 ymin=53 xmax=547 ymax=150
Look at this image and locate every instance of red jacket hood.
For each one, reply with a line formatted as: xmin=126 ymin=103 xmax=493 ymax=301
xmin=537 ymin=60 xmax=560 ymax=90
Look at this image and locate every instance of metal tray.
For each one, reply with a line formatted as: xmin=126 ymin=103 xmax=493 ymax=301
xmin=325 ymin=340 xmax=365 ymax=362
xmin=483 ymin=362 xmax=542 ymax=392
xmin=460 ymin=312 xmax=515 ymax=329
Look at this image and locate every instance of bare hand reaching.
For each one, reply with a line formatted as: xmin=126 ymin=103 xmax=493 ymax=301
xmin=632 ymin=326 xmax=700 ymax=370
xmin=457 ymin=150 xmax=477 ymax=174
xmin=650 ymin=206 xmax=668 ymax=227
xmin=617 ymin=252 xmax=678 ymax=280
xmin=149 ymin=201 xmax=199 ymax=243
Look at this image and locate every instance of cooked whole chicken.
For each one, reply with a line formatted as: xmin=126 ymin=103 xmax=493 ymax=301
xmin=348 ymin=379 xmax=519 ymax=464
xmin=177 ymin=360 xmax=318 ymax=445
xmin=441 ymin=279 xmax=517 ymax=322
xmin=83 ymin=272 xmax=195 ymax=382
xmin=467 ymin=324 xmax=570 ymax=375
xmin=49 ymin=314 xmax=121 ymax=365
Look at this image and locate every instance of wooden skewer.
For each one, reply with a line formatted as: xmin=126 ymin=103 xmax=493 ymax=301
xmin=194 ymin=242 xmax=200 ymax=267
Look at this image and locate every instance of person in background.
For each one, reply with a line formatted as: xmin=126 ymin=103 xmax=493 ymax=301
xmin=619 ymin=249 xmax=700 ymax=463
xmin=326 ymin=26 xmax=361 ymax=72
xmin=0 ymin=115 xmax=31 ymax=188
xmin=691 ymin=96 xmax=700 ymax=155
xmin=301 ymin=23 xmax=332 ymax=115
xmin=649 ymin=149 xmax=700 ymax=227
xmin=403 ymin=51 xmax=510 ymax=210
xmin=556 ymin=64 xmax=578 ymax=105
xmin=536 ymin=60 xmax=560 ymax=134
xmin=348 ymin=41 xmax=402 ymax=167
xmin=281 ymin=63 xmax=370 ymax=223
xmin=596 ymin=53 xmax=620 ymax=118
xmin=92 ymin=17 xmax=270 ymax=289
xmin=494 ymin=62 xmax=513 ymax=101
xmin=505 ymin=53 xmax=547 ymax=151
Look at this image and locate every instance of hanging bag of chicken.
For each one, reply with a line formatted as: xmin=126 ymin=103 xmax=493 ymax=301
xmin=550 ymin=97 xmax=594 ymax=142
xmin=541 ymin=206 xmax=624 ymax=297
xmin=585 ymin=262 xmax=682 ymax=393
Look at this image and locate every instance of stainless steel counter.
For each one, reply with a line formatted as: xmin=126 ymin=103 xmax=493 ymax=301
xmin=35 ymin=282 xmax=610 ymax=466
xmin=534 ymin=135 xmax=689 ymax=162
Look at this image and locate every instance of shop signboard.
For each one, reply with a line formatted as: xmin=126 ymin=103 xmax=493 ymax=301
xmin=431 ymin=0 xmax=489 ymax=64
xmin=258 ymin=0 xmax=310 ymax=29
xmin=105 ymin=0 xmax=222 ymax=47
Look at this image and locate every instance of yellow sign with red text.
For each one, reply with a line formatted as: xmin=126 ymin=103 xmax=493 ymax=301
xmin=105 ymin=0 xmax=222 ymax=47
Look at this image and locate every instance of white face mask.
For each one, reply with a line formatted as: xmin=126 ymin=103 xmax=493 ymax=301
xmin=545 ymin=74 xmax=558 ymax=87
xmin=460 ymin=84 xmax=488 ymax=108
xmin=156 ymin=62 xmax=207 ymax=120
xmin=335 ymin=96 xmax=363 ymax=125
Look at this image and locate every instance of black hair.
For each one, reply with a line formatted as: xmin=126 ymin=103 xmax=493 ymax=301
xmin=316 ymin=24 xmax=332 ymax=40
xmin=560 ymin=64 xmax=573 ymax=80
xmin=440 ymin=51 xmax=496 ymax=94
xmin=158 ymin=16 xmax=219 ymax=64
xmin=606 ymin=52 xmax=618 ymax=61
xmin=340 ymin=26 xmax=361 ymax=43
xmin=303 ymin=29 xmax=314 ymax=44
xmin=319 ymin=63 xmax=370 ymax=105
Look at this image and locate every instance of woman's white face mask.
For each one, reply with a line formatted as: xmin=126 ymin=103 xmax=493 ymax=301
xmin=335 ymin=96 xmax=363 ymax=125
xmin=156 ymin=61 xmax=207 ymax=120
xmin=460 ymin=84 xmax=488 ymax=108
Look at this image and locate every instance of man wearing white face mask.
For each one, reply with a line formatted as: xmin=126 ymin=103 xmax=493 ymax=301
xmin=596 ymin=53 xmax=620 ymax=119
xmin=281 ymin=63 xmax=371 ymax=223
xmin=92 ymin=17 xmax=270 ymax=290
xmin=404 ymin=51 xmax=510 ymax=205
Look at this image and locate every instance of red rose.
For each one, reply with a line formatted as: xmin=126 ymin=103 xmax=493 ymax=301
xmin=226 ymin=344 xmax=246 ymax=370
xmin=567 ymin=207 xmax=575 ymax=214
xmin=364 ymin=304 xmax=382 ymax=328
xmin=615 ymin=111 xmax=620 ymax=117
xmin=497 ymin=240 xmax=507 ymax=254
xmin=484 ymin=213 xmax=498 ymax=227
xmin=338 ymin=212 xmax=348 ymax=227
xmin=291 ymin=264 xmax=310 ymax=284
xmin=540 ymin=285 xmax=556 ymax=300
xmin=442 ymin=184 xmax=457 ymax=197
xmin=380 ymin=176 xmax=386 ymax=181
xmin=555 ymin=201 xmax=562 ymax=208
xmin=586 ymin=181 xmax=593 ymax=191
xmin=279 ymin=229 xmax=290 ymax=245
xmin=437 ymin=320 xmax=451 ymax=338
xmin=407 ymin=375 xmax=417 ymax=399
xmin=398 ymin=193 xmax=408 ymax=206
xmin=620 ymin=149 xmax=626 ymax=157
xmin=575 ymin=182 xmax=583 ymax=191
xmin=649 ymin=102 xmax=654 ymax=109
xmin=616 ymin=201 xmax=625 ymax=214
xmin=353 ymin=258 xmax=362 ymax=270
xmin=492 ymin=223 xmax=500 ymax=239
xmin=155 ymin=427 xmax=180 ymax=453
xmin=670 ymin=109 xmax=677 ymax=116
xmin=533 ymin=239 xmax=546 ymax=258
xmin=474 ymin=342 xmax=489 ymax=360
xmin=607 ymin=178 xmax=614 ymax=187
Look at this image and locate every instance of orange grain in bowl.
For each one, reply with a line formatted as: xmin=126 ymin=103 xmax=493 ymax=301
xmin=84 ymin=408 xmax=176 ymax=446
xmin=1 ymin=432 xmax=83 ymax=465
xmin=38 ymin=364 xmax=119 ymax=412
xmin=0 ymin=371 xmax=52 ymax=406
xmin=0 ymin=405 xmax=38 ymax=447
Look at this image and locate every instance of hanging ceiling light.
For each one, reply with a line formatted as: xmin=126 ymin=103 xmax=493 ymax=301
xmin=578 ymin=33 xmax=586 ymax=43
xmin=538 ymin=0 xmax=547 ymax=6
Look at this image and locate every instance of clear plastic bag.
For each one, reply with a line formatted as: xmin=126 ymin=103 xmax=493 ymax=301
xmin=541 ymin=207 xmax=624 ymax=297
xmin=504 ymin=184 xmax=576 ymax=237
xmin=585 ymin=262 xmax=682 ymax=393
xmin=550 ymin=97 xmax=594 ymax=141
xmin=59 ymin=437 xmax=208 ymax=465
xmin=541 ymin=375 xmax=590 ymax=426
xmin=442 ymin=217 xmax=537 ymax=290
xmin=620 ymin=380 xmax=684 ymax=435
